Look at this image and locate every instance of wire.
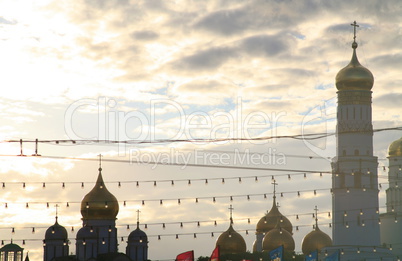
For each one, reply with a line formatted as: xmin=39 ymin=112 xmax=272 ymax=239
xmin=3 ymin=126 xmax=402 ymax=145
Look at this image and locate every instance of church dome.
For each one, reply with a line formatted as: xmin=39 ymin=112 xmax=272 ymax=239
xmin=335 ymin=42 xmax=374 ymax=91
xmin=76 ymin=226 xmax=97 ymax=240
xmin=128 ymin=226 xmax=148 ymax=243
xmin=389 ymin=137 xmax=402 ymax=157
xmin=301 ymin=225 xmax=332 ymax=255
xmin=256 ymin=197 xmax=293 ymax=234
xmin=262 ymin=223 xmax=295 ymax=253
xmin=80 ymin=168 xmax=119 ymax=220
xmin=45 ymin=217 xmax=68 ymax=240
xmin=216 ymin=224 xmax=247 ymax=255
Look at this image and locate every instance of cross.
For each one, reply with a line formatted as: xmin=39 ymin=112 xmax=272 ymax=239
xmin=350 ymin=21 xmax=359 ymax=42
xmin=55 ymin=204 xmax=59 ymax=220
xmin=272 ymin=180 xmax=278 ymax=198
xmin=314 ymin=205 xmax=319 ymax=227
xmin=136 ymin=209 xmax=141 ymax=223
xmin=98 ymin=154 xmax=103 ymax=170
xmin=228 ymin=205 xmax=234 ymax=224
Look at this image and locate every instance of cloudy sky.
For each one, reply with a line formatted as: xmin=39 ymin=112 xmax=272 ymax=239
xmin=1 ymin=0 xmax=402 ymax=260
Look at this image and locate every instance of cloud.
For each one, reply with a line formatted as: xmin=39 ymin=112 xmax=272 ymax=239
xmin=374 ymin=93 xmax=402 ymax=109
xmin=193 ymin=7 xmax=251 ymax=36
xmin=239 ymin=34 xmax=290 ymax=57
xmin=0 ymin=17 xmax=16 ymax=25
xmin=170 ymin=46 xmax=236 ymax=72
xmin=131 ymin=30 xmax=159 ymax=41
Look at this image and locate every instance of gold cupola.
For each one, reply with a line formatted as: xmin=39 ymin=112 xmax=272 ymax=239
xmin=80 ymin=166 xmax=119 ymax=220
xmin=262 ymin=221 xmax=295 ymax=253
xmin=216 ymin=205 xmax=247 ymax=255
xmin=389 ymin=137 xmax=402 ymax=157
xmin=336 ymin=22 xmax=374 ymax=91
xmin=256 ymin=196 xmax=293 ymax=234
xmin=256 ymin=182 xmax=292 ymax=234
xmin=301 ymin=207 xmax=332 ymax=255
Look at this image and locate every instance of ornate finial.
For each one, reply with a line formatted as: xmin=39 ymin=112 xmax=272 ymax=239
xmin=350 ymin=21 xmax=359 ymax=49
xmin=228 ymin=205 xmax=234 ymax=225
xmin=272 ymin=180 xmax=278 ymax=199
xmin=98 ymin=154 xmax=103 ymax=172
xmin=136 ymin=209 xmax=141 ymax=228
xmin=314 ymin=205 xmax=319 ymax=228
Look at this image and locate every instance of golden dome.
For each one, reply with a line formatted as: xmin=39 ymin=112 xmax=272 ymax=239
xmin=335 ymin=42 xmax=374 ymax=91
xmin=216 ymin=224 xmax=247 ymax=255
xmin=262 ymin=223 xmax=295 ymax=253
xmin=80 ymin=168 xmax=119 ymax=220
xmin=256 ymin=197 xmax=293 ymax=234
xmin=389 ymin=137 xmax=402 ymax=157
xmin=301 ymin=225 xmax=332 ymax=255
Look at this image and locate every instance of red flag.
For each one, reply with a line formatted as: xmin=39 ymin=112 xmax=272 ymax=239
xmin=210 ymin=246 xmax=220 ymax=261
xmin=176 ymin=251 xmax=194 ymax=261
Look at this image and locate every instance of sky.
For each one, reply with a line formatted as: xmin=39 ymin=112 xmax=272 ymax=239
xmin=0 ymin=0 xmax=402 ymax=260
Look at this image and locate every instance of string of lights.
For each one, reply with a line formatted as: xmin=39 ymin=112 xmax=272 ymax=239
xmin=1 ymin=216 xmax=401 ymax=250
xmin=0 ymin=171 xmax=397 ymax=189
xmin=1 ymin=194 xmax=401 ymax=234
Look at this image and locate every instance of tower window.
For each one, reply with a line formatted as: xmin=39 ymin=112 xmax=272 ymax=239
xmin=354 ymin=150 xmax=359 ymax=156
xmin=343 ymin=150 xmax=346 ymax=156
